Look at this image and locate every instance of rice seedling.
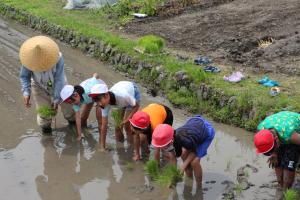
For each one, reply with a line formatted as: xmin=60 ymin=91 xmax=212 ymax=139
xmin=125 ymin=161 xmax=134 ymax=171
xmin=234 ymin=183 xmax=243 ymax=196
xmin=225 ymin=159 xmax=232 ymax=171
xmin=144 ymin=160 xmax=159 ymax=180
xmin=283 ymin=189 xmax=299 ymax=200
xmin=37 ymin=106 xmax=56 ymax=118
xmin=156 ymin=164 xmax=183 ymax=188
xmin=111 ymin=108 xmax=123 ymax=128
xmin=258 ymin=38 xmax=274 ymax=48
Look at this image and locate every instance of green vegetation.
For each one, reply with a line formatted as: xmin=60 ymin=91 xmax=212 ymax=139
xmin=156 ymin=164 xmax=182 ymax=188
xmin=124 ymin=161 xmax=134 ymax=171
xmin=144 ymin=160 xmax=182 ymax=188
xmin=36 ymin=106 xmax=56 ymax=118
xmin=283 ymin=189 xmax=299 ymax=200
xmin=137 ymin=35 xmax=165 ymax=54
xmin=144 ymin=160 xmax=159 ymax=179
xmin=234 ymin=183 xmax=243 ymax=196
xmin=111 ymin=108 xmax=123 ymax=128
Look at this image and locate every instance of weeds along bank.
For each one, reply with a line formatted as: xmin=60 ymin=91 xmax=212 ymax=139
xmin=0 ymin=1 xmax=299 ymax=132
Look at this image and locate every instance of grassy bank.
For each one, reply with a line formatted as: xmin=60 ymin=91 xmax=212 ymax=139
xmin=1 ymin=0 xmax=299 ymax=131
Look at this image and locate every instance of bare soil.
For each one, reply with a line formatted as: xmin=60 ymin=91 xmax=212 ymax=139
xmin=125 ymin=0 xmax=300 ymax=75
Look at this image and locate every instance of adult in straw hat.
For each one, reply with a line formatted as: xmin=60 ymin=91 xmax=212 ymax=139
xmin=254 ymin=111 xmax=300 ymax=190
xmin=19 ymin=35 xmax=75 ymax=134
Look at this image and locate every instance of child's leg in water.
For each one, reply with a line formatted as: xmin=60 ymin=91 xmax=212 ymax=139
xmin=191 ymin=157 xmax=202 ymax=186
xmin=181 ymin=149 xmax=193 ymax=177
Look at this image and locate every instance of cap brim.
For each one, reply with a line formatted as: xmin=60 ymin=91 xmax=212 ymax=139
xmin=151 ymin=139 xmax=173 ymax=148
xmin=256 ymin=140 xmax=275 ymax=154
xmin=129 ymin=119 xmax=148 ymax=130
xmin=88 ymin=93 xmax=99 ymax=98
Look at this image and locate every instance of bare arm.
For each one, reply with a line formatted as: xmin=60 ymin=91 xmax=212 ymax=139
xmin=154 ymin=148 xmax=160 ymax=164
xmin=290 ymin=132 xmax=300 ymax=145
xmin=100 ymin=116 xmax=108 ymax=150
xmin=181 ymin=151 xmax=196 ymax=172
xmin=123 ymin=103 xmax=140 ymax=123
xmin=75 ymin=111 xmax=82 ymax=141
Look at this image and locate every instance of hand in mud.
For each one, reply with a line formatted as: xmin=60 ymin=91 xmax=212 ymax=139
xmin=267 ymin=153 xmax=278 ymax=169
xmin=51 ymin=102 xmax=58 ymax=111
xmin=132 ymin=154 xmax=141 ymax=161
xmin=77 ymin=134 xmax=82 ymax=141
xmin=23 ymin=96 xmax=31 ymax=108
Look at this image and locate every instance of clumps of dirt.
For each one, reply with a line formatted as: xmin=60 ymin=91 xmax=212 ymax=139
xmin=125 ymin=0 xmax=300 ymax=75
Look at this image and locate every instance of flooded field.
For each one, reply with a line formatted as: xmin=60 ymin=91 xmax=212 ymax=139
xmin=0 ymin=17 xmax=283 ymax=200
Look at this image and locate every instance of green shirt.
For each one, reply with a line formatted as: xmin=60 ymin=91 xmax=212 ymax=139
xmin=257 ymin=111 xmax=300 ymax=144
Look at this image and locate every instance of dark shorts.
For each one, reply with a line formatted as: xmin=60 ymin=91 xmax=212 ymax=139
xmin=163 ymin=105 xmax=173 ymax=126
xmin=276 ymin=144 xmax=300 ymax=171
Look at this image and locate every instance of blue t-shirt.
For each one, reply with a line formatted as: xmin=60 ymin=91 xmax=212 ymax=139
xmin=72 ymin=77 xmax=105 ymax=112
xmin=175 ymin=115 xmax=212 ymax=151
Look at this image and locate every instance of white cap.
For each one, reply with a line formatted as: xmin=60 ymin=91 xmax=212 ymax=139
xmin=89 ymin=84 xmax=108 ymax=97
xmin=60 ymin=85 xmax=74 ymax=102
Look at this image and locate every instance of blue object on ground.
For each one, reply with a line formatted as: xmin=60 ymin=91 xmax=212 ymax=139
xmin=204 ymin=65 xmax=220 ymax=73
xmin=258 ymin=76 xmax=280 ymax=87
xmin=194 ymin=55 xmax=212 ymax=65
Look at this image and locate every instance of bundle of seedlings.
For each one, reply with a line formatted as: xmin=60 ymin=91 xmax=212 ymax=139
xmin=36 ymin=105 xmax=56 ymax=118
xmin=144 ymin=160 xmax=182 ymax=188
xmin=111 ymin=108 xmax=123 ymax=128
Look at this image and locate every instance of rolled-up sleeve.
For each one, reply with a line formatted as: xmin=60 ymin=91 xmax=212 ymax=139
xmin=53 ymin=56 xmax=66 ymax=104
xmin=19 ymin=66 xmax=32 ymax=97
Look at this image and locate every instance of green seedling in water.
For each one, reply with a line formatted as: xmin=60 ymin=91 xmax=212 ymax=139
xmin=37 ymin=106 xmax=56 ymax=118
xmin=244 ymin=169 xmax=249 ymax=177
xmin=284 ymin=189 xmax=299 ymax=200
xmin=156 ymin=164 xmax=183 ymax=188
xmin=225 ymin=159 xmax=232 ymax=171
xmin=125 ymin=161 xmax=134 ymax=171
xmin=144 ymin=160 xmax=159 ymax=180
xmin=111 ymin=108 xmax=123 ymax=128
xmin=234 ymin=183 xmax=243 ymax=196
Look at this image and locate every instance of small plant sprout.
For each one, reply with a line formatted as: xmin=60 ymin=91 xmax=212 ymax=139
xmin=225 ymin=159 xmax=232 ymax=171
xmin=258 ymin=38 xmax=274 ymax=48
xmin=125 ymin=161 xmax=134 ymax=171
xmin=244 ymin=169 xmax=249 ymax=177
xmin=234 ymin=183 xmax=243 ymax=196
xmin=111 ymin=108 xmax=123 ymax=128
xmin=137 ymin=35 xmax=165 ymax=54
xmin=37 ymin=106 xmax=56 ymax=118
xmin=283 ymin=189 xmax=299 ymax=200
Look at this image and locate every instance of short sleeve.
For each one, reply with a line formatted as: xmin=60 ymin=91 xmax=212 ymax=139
xmin=101 ymin=105 xmax=110 ymax=117
xmin=73 ymin=105 xmax=80 ymax=112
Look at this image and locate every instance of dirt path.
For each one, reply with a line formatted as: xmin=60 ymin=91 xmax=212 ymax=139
xmin=125 ymin=0 xmax=300 ymax=75
xmin=0 ymin=16 xmax=290 ymax=200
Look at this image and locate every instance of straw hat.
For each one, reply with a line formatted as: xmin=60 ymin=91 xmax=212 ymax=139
xmin=19 ymin=36 xmax=59 ymax=72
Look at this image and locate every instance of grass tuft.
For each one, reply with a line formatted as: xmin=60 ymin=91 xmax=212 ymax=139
xmin=156 ymin=164 xmax=183 ymax=188
xmin=137 ymin=35 xmax=165 ymax=54
xmin=144 ymin=160 xmax=159 ymax=180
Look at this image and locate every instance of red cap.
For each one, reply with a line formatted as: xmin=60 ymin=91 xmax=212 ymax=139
xmin=254 ymin=129 xmax=274 ymax=154
xmin=129 ymin=111 xmax=150 ymax=129
xmin=152 ymin=124 xmax=174 ymax=148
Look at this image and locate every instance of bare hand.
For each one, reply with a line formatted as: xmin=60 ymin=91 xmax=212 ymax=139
xmin=23 ymin=96 xmax=31 ymax=108
xmin=52 ymin=102 xmax=58 ymax=110
xmin=267 ymin=153 xmax=278 ymax=168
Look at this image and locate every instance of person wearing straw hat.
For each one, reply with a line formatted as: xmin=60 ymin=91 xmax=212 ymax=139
xmin=254 ymin=111 xmax=300 ymax=190
xmin=89 ymin=81 xmax=141 ymax=151
xmin=19 ymin=36 xmax=75 ymax=134
xmin=60 ymin=73 xmax=106 ymax=141
xmin=151 ymin=115 xmax=215 ymax=186
xmin=129 ymin=103 xmax=173 ymax=161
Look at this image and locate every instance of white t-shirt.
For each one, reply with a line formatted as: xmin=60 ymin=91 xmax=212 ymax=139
xmin=101 ymin=81 xmax=137 ymax=117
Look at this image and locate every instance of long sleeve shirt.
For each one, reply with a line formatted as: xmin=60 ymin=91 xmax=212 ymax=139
xmin=19 ymin=53 xmax=66 ymax=104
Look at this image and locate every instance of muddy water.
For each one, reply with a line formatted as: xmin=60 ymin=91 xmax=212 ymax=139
xmin=0 ymin=16 xmax=279 ymax=200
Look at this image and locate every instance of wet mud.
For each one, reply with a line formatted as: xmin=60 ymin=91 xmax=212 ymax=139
xmin=0 ymin=16 xmax=295 ymax=200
